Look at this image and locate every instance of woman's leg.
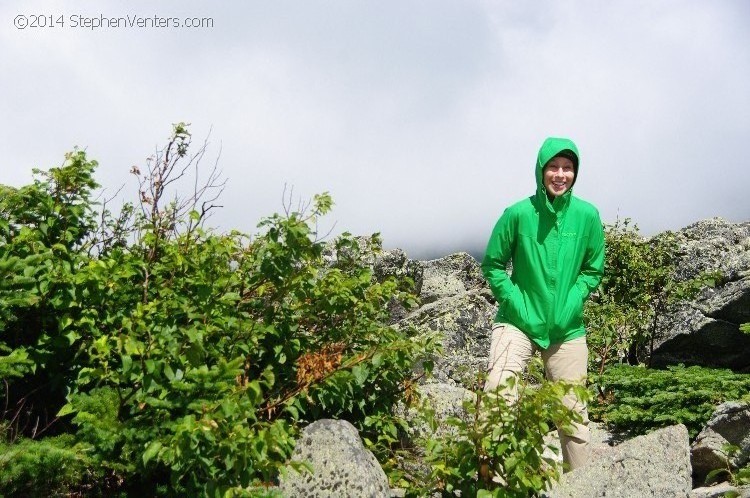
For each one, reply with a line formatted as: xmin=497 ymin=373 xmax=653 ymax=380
xmin=542 ymin=336 xmax=590 ymax=471
xmin=484 ymin=323 xmax=534 ymax=401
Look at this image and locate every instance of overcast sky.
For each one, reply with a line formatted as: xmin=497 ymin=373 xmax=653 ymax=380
xmin=2 ymin=1 xmax=748 ymax=259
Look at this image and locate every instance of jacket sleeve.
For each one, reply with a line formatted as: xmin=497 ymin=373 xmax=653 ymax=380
xmin=574 ymin=209 xmax=605 ymax=300
xmin=481 ymin=209 xmax=522 ymax=306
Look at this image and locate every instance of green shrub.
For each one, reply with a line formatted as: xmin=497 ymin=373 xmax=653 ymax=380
xmin=584 ymin=219 xmax=717 ymax=374
xmin=0 ymin=435 xmax=109 ymax=497
xmin=0 ymin=150 xmax=100 ymax=445
xmin=0 ymin=124 xmax=436 ymax=495
xmin=418 ymin=369 xmax=589 ymax=497
xmin=591 ymin=364 xmax=750 ymax=439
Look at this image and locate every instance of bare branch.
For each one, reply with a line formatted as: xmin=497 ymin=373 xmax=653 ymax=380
xmin=281 ymin=184 xmax=294 ymax=217
xmin=313 ymin=220 xmax=337 ymax=243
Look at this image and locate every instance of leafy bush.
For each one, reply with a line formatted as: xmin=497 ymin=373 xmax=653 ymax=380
xmin=0 ymin=125 xmax=436 ymax=496
xmin=584 ymin=219 xmax=717 ymax=374
xmin=591 ymin=364 xmax=750 ymax=438
xmin=417 ymin=367 xmax=589 ymax=497
xmin=0 ymin=150 xmax=100 ymax=445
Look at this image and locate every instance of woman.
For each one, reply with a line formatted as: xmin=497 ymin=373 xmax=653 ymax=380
xmin=481 ymin=136 xmax=605 ymax=470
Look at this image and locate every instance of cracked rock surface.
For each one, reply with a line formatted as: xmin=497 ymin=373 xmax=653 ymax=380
xmin=651 ymin=218 xmax=750 ymax=371
xmin=401 ymin=288 xmax=496 ymax=386
xmin=545 ymin=425 xmax=692 ymax=497
xmin=419 ymin=252 xmax=487 ymax=305
xmin=691 ymin=401 xmax=750 ymax=484
xmin=399 ymin=252 xmax=498 ymax=387
xmin=279 ymin=419 xmax=391 ymax=498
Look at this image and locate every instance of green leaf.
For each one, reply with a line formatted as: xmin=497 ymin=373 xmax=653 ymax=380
xmin=163 ymin=363 xmax=175 ymax=381
xmin=352 ymin=364 xmax=369 ymax=386
xmin=224 ymin=453 xmax=235 ymax=471
xmin=121 ymin=355 xmax=133 ymax=373
xmin=64 ymin=330 xmax=80 ymax=345
xmin=247 ymin=380 xmax=263 ymax=405
xmin=56 ymin=403 xmax=76 ymax=417
xmin=143 ymin=441 xmax=163 ymax=465
xmin=145 ymin=359 xmax=156 ymax=373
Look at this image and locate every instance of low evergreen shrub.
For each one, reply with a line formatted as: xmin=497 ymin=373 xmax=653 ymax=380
xmin=0 ymin=435 xmax=109 ymax=497
xmin=591 ymin=364 xmax=750 ymax=439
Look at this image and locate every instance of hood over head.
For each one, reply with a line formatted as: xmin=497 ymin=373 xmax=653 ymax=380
xmin=535 ymin=137 xmax=580 ymax=211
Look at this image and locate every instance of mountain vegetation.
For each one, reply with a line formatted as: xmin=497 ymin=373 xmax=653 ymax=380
xmin=0 ymin=124 xmax=436 ymax=496
xmin=1 ymin=124 xmax=747 ymax=496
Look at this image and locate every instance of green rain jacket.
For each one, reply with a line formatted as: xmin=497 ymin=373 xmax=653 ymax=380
xmin=481 ymin=137 xmax=605 ymax=348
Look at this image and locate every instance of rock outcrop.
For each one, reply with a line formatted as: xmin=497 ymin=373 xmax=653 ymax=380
xmin=542 ymin=421 xmax=618 ymax=466
xmin=397 ymin=252 xmax=497 ymax=386
xmin=302 ymin=219 xmax=750 ymax=496
xmin=690 ymin=482 xmax=750 ymax=497
xmin=373 ymin=247 xmax=424 ymax=323
xmin=395 ymin=382 xmax=475 ymax=442
xmin=546 ymin=424 xmax=692 ymax=498
xmin=419 ymin=252 xmax=487 ymax=305
xmin=372 ymin=247 xmax=423 ymax=294
xmin=279 ymin=419 xmax=391 ymax=498
xmin=402 ymin=288 xmax=496 ymax=386
xmin=691 ymin=401 xmax=750 ymax=484
xmin=652 ymin=218 xmax=750 ymax=371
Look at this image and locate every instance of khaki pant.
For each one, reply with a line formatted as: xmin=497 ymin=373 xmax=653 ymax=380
xmin=484 ymin=323 xmax=590 ymax=471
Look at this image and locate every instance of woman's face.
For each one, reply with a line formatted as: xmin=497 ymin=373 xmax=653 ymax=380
xmin=543 ymin=156 xmax=575 ymax=198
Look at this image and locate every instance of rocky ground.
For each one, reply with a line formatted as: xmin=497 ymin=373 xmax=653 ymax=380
xmin=280 ymin=218 xmax=750 ymax=497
